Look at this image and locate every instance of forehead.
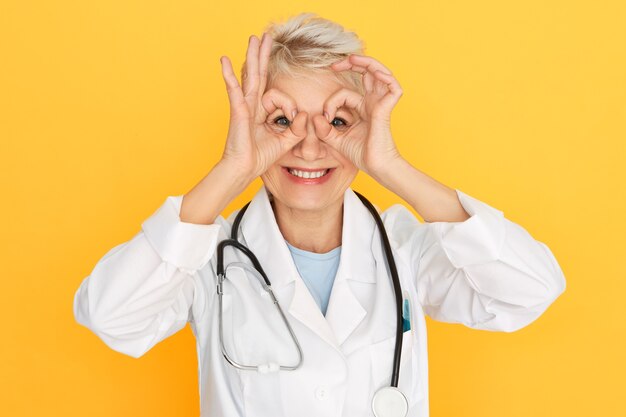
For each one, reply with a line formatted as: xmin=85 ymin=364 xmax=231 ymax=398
xmin=269 ymin=71 xmax=354 ymax=111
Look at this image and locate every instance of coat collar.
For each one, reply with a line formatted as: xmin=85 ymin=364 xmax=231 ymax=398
xmin=239 ymin=185 xmax=379 ymax=348
xmin=240 ymin=185 xmax=378 ymax=288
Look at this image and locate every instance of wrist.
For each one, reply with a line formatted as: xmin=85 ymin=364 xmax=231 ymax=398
xmin=215 ymin=158 xmax=256 ymax=191
xmin=368 ymin=154 xmax=407 ymax=187
xmin=181 ymin=160 xmax=253 ymax=225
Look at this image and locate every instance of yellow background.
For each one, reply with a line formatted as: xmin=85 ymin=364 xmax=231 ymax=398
xmin=1 ymin=0 xmax=624 ymax=416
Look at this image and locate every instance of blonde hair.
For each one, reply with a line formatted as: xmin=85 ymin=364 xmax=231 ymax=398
xmin=242 ymin=12 xmax=366 ymax=94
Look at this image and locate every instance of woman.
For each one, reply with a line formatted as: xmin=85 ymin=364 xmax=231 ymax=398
xmin=73 ymin=13 xmax=566 ymax=417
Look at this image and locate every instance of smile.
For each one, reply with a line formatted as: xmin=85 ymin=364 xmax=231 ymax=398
xmin=287 ymin=168 xmax=330 ymax=179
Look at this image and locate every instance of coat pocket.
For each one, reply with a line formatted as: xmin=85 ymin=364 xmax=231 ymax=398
xmin=369 ymin=330 xmax=419 ymax=406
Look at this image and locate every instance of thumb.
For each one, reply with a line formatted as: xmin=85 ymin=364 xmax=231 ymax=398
xmin=312 ymin=114 xmax=340 ymax=150
xmin=279 ymin=111 xmax=308 ymax=152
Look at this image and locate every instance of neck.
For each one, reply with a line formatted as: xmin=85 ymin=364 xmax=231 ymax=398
xmin=271 ymin=197 xmax=343 ymax=254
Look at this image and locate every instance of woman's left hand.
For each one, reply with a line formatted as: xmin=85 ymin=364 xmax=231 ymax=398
xmin=313 ymin=54 xmax=404 ymax=179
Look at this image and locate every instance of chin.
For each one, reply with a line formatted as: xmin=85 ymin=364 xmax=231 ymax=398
xmin=262 ymin=176 xmax=348 ymax=213
xmin=285 ymin=192 xmax=337 ymax=211
xmin=270 ymin=185 xmax=337 ymax=211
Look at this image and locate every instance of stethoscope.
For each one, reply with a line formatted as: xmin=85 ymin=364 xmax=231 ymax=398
xmin=216 ymin=191 xmax=409 ymax=417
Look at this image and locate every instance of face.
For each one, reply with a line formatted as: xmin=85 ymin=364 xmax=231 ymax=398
xmin=260 ymin=71 xmax=360 ymax=215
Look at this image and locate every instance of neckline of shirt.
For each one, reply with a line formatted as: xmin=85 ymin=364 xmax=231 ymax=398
xmin=285 ymin=241 xmax=342 ymax=261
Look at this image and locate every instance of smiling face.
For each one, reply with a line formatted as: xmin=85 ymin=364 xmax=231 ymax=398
xmin=260 ymin=70 xmax=360 ymax=215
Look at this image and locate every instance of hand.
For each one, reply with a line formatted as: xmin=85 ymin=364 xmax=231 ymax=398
xmin=219 ymin=32 xmax=308 ymax=181
xmin=313 ymin=54 xmax=404 ymax=178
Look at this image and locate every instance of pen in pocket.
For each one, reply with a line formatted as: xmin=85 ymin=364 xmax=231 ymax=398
xmin=402 ymin=291 xmax=411 ymax=332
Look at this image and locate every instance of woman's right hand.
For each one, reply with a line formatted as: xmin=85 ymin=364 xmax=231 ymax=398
xmin=218 ymin=32 xmax=308 ymax=183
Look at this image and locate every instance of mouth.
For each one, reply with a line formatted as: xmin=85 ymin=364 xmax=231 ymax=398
xmin=282 ymin=166 xmax=335 ymax=184
xmin=287 ymin=167 xmax=331 ymax=179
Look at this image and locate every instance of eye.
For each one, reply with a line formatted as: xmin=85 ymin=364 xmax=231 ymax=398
xmin=331 ymin=117 xmax=348 ymax=129
xmin=272 ymin=115 xmax=291 ymax=128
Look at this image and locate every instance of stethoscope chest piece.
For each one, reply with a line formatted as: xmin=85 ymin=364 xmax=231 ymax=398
xmin=372 ymin=386 xmax=409 ymax=417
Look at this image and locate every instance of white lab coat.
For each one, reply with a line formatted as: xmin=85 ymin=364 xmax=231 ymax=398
xmin=73 ymin=185 xmax=566 ymax=416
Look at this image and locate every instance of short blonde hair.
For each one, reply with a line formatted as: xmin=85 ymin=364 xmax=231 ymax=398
xmin=242 ymin=12 xmax=365 ymax=94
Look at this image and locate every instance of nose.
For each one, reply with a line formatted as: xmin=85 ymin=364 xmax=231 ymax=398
xmin=292 ymin=115 xmax=326 ymax=161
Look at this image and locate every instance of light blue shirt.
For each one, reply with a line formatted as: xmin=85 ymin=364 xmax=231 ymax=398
xmin=286 ymin=241 xmax=341 ymax=316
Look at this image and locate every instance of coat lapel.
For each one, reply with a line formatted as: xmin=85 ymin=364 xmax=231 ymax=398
xmin=239 ymin=186 xmax=338 ymax=349
xmin=239 ymin=186 xmax=297 ymax=291
xmin=325 ymin=188 xmax=378 ymax=346
xmin=239 ymin=185 xmax=380 ymax=351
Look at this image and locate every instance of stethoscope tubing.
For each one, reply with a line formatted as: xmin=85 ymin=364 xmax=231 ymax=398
xmin=216 ymin=192 xmax=404 ymax=388
xmin=353 ymin=191 xmax=404 ymax=388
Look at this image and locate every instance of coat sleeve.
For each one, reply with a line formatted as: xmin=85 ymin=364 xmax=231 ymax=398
xmin=73 ymin=195 xmax=224 ymax=358
xmin=386 ymin=189 xmax=566 ymax=332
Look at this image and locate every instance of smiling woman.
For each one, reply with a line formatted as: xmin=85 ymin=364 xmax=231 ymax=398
xmin=73 ymin=11 xmax=566 ymax=417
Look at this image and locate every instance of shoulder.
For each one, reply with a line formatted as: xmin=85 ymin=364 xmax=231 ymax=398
xmin=379 ymin=203 xmax=428 ymax=247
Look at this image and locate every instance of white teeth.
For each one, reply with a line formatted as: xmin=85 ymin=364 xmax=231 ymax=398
xmin=288 ymin=168 xmax=329 ymax=179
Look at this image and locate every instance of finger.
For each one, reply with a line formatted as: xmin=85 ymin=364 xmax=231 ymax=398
xmin=220 ymin=56 xmax=248 ymax=120
xmin=312 ymin=113 xmax=335 ymax=143
xmin=257 ymin=32 xmax=273 ymax=99
xmin=363 ymin=71 xmax=374 ymax=93
xmin=260 ymin=88 xmax=299 ymax=124
xmin=347 ymin=54 xmax=393 ymax=75
xmin=330 ymin=58 xmax=371 ymax=92
xmin=281 ymin=111 xmax=309 ymax=150
xmin=243 ymin=35 xmax=260 ymax=99
xmin=371 ymin=70 xmax=403 ymax=118
xmin=330 ymin=56 xmax=349 ymax=68
xmin=323 ymin=87 xmax=365 ymax=122
xmin=330 ymin=58 xmax=368 ymax=74
xmin=271 ymin=111 xmax=307 ymax=157
xmin=331 ymin=55 xmax=394 ymax=98
xmin=313 ymin=113 xmax=348 ymax=157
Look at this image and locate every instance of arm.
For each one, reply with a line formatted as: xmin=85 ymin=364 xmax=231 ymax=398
xmin=180 ymin=159 xmax=252 ymax=225
xmin=74 ymin=32 xmax=307 ymax=357
xmin=371 ymin=157 xmax=471 ymax=223
xmin=73 ymin=192 xmax=225 ymax=358
xmin=325 ymin=54 xmax=566 ymax=331
xmin=380 ymin=160 xmax=567 ymax=331
xmin=73 ymin=159 xmax=254 ymax=358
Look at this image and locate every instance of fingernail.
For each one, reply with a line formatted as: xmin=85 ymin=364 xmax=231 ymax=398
xmin=292 ymin=109 xmax=297 ymax=119
xmin=324 ymin=112 xmax=329 ymax=122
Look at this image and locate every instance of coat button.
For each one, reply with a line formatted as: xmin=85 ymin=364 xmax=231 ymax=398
xmin=315 ymin=386 xmax=329 ymax=400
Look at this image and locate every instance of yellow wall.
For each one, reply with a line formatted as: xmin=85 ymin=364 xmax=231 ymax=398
xmin=1 ymin=1 xmax=624 ymax=416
